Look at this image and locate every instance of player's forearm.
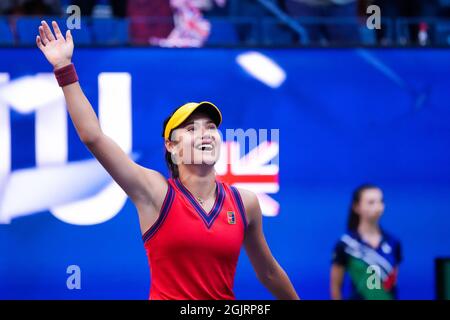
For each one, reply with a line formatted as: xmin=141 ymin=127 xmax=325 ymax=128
xmin=330 ymin=265 xmax=344 ymax=300
xmin=259 ymin=265 xmax=300 ymax=300
xmin=36 ymin=20 xmax=101 ymax=144
xmin=62 ymin=81 xmax=102 ymax=144
xmin=331 ymin=286 xmax=343 ymax=300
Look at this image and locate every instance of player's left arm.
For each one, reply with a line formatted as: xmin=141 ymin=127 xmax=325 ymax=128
xmin=239 ymin=188 xmax=300 ymax=300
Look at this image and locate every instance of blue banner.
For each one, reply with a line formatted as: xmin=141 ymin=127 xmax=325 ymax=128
xmin=0 ymin=48 xmax=449 ymax=299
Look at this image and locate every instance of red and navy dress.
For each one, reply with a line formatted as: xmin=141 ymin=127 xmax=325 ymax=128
xmin=143 ymin=178 xmax=248 ymax=300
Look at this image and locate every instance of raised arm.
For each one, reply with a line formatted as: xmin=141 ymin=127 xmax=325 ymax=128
xmin=239 ymin=188 xmax=300 ymax=300
xmin=36 ymin=21 xmax=166 ymax=215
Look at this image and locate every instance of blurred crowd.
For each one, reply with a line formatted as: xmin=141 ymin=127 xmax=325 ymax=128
xmin=0 ymin=0 xmax=61 ymax=15
xmin=1 ymin=0 xmax=450 ymax=46
xmin=281 ymin=0 xmax=450 ymax=45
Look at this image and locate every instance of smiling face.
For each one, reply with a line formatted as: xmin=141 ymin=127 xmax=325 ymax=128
xmin=165 ymin=112 xmax=221 ymax=167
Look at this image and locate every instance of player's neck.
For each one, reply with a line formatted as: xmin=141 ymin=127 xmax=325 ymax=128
xmin=178 ymin=165 xmax=217 ymax=200
xmin=358 ymin=220 xmax=381 ymax=237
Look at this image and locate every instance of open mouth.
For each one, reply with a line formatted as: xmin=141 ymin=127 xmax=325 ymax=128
xmin=195 ymin=143 xmax=214 ymax=151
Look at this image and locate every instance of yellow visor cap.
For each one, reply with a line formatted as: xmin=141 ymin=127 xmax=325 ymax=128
xmin=164 ymin=101 xmax=222 ymax=140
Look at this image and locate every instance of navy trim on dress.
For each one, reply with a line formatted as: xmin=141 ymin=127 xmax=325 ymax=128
xmin=230 ymin=186 xmax=248 ymax=231
xmin=174 ymin=178 xmax=225 ymax=229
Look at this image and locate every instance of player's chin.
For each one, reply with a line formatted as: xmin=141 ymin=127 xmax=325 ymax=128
xmin=202 ymin=155 xmax=218 ymax=166
xmin=368 ymin=211 xmax=383 ymax=219
xmin=193 ymin=151 xmax=219 ymax=165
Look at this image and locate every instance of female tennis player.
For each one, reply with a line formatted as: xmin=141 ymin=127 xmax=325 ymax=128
xmin=330 ymin=184 xmax=402 ymax=300
xmin=36 ymin=20 xmax=299 ymax=300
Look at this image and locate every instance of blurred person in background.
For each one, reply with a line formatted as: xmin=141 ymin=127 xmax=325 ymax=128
xmin=0 ymin=0 xmax=17 ymax=14
xmin=330 ymin=184 xmax=402 ymax=300
xmin=71 ymin=0 xmax=127 ymax=17
xmin=133 ymin=0 xmax=226 ymax=47
xmin=365 ymin=0 xmax=405 ymax=45
xmin=370 ymin=0 xmax=440 ymax=45
xmin=127 ymin=0 xmax=174 ymax=45
xmin=283 ymin=0 xmax=361 ymax=45
xmin=1 ymin=0 xmax=61 ymax=15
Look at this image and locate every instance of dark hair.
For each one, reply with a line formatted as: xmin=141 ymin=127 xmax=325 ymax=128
xmin=347 ymin=183 xmax=381 ymax=232
xmin=162 ymin=112 xmax=179 ymax=178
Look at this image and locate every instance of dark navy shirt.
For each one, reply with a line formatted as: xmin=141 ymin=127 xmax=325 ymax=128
xmin=332 ymin=230 xmax=402 ymax=300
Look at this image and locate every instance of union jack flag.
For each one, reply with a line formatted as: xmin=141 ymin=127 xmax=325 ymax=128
xmin=216 ymin=141 xmax=280 ymax=217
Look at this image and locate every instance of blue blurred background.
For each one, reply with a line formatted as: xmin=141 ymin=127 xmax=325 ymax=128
xmin=0 ymin=47 xmax=449 ymax=299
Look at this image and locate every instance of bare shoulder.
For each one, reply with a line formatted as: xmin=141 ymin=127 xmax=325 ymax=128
xmin=234 ymin=187 xmax=261 ymax=226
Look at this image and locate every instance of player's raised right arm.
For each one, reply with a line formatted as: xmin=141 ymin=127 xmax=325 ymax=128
xmin=36 ymin=20 xmax=167 ymax=209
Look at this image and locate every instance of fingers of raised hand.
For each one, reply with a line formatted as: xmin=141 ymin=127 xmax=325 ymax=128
xmin=38 ymin=26 xmax=48 ymax=45
xmin=41 ymin=20 xmax=56 ymax=42
xmin=52 ymin=21 xmax=64 ymax=40
xmin=36 ymin=35 xmax=44 ymax=49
